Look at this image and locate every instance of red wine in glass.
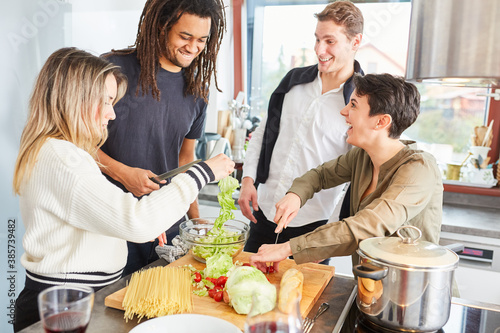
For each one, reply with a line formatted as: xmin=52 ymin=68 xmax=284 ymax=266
xmin=234 ymin=161 xmax=244 ymax=170
xmin=43 ymin=312 xmax=89 ymax=333
xmin=247 ymin=321 xmax=292 ymax=333
xmin=232 ymin=161 xmax=244 ymax=182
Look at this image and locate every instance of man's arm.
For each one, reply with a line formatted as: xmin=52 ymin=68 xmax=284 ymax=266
xmin=179 ymin=138 xmax=199 ymax=219
xmin=97 ymin=149 xmax=161 ymax=197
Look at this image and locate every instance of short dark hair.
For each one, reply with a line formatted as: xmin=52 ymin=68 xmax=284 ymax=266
xmin=353 ymin=73 xmax=420 ymax=139
xmin=315 ymin=0 xmax=364 ymax=40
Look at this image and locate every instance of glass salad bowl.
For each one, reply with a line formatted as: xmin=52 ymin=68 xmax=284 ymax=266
xmin=179 ymin=218 xmax=250 ymax=263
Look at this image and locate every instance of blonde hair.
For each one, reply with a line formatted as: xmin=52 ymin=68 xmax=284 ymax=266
xmin=13 ymin=47 xmax=127 ymax=195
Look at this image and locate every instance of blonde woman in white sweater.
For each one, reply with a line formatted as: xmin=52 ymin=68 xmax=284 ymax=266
xmin=12 ymin=47 xmax=234 ymax=332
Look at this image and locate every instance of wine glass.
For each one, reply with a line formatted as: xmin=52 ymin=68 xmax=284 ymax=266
xmin=244 ymin=291 xmax=302 ymax=333
xmin=38 ymin=285 xmax=94 ymax=333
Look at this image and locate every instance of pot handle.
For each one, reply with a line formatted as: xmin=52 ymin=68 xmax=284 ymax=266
xmin=352 ymin=262 xmax=388 ymax=281
xmin=397 ymin=225 xmax=422 ymax=244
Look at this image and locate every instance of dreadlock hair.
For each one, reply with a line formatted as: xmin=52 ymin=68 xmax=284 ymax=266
xmin=112 ymin=0 xmax=226 ymax=102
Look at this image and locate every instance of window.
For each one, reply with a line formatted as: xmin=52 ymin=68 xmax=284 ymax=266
xmin=246 ymin=0 xmax=494 ymax=171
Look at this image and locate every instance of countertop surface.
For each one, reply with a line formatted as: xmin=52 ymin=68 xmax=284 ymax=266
xmin=18 ymin=185 xmax=500 ymax=333
xmin=20 ymin=255 xmax=500 ymax=333
xmin=441 ymin=203 xmax=500 ymax=239
xmin=19 ymin=258 xmax=358 ymax=333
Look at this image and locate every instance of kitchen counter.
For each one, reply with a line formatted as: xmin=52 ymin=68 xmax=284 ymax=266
xmin=441 ymin=203 xmax=500 ymax=239
xmin=20 ymin=185 xmax=495 ymax=332
xmin=20 ymin=255 xmax=500 ymax=333
xmin=19 ymin=258 xmax=358 ymax=333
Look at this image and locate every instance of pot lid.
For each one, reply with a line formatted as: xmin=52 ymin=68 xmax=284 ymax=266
xmin=358 ymin=226 xmax=458 ymax=269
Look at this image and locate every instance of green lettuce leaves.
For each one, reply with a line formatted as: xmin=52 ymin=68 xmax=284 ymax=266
xmin=192 ymin=176 xmax=241 ymax=260
xmin=214 ymin=176 xmax=240 ymax=229
xmin=225 ymin=266 xmax=276 ymax=315
xmin=204 ymin=253 xmax=234 ymax=278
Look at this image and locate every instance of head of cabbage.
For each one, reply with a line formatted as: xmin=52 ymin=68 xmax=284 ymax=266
xmin=225 ymin=266 xmax=276 ymax=315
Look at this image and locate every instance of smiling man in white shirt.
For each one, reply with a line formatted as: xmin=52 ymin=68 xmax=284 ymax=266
xmin=238 ymin=1 xmax=364 ymax=256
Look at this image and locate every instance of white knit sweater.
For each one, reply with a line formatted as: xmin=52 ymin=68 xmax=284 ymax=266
xmin=20 ymin=139 xmax=213 ymax=288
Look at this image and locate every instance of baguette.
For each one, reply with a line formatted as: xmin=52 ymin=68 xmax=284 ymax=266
xmin=278 ymin=268 xmax=304 ymax=314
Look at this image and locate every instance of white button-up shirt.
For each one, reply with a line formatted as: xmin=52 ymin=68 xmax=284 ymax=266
xmin=243 ymin=74 xmax=350 ymax=227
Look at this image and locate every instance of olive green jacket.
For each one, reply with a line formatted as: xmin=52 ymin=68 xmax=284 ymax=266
xmin=288 ymin=141 xmax=443 ymax=264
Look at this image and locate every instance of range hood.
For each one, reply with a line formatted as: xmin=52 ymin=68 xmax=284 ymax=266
xmin=406 ymin=0 xmax=500 ymax=87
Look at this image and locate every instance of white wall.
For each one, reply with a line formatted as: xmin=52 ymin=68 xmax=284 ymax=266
xmin=0 ymin=1 xmax=232 ymax=331
xmin=205 ymin=1 xmax=234 ymax=133
xmin=1 ymin=1 xmax=71 ymax=330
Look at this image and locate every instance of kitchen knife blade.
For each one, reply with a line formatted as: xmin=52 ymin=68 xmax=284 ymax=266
xmin=274 ymin=217 xmax=283 ymax=245
xmin=150 ymin=159 xmax=202 ymax=184
xmin=274 ymin=231 xmax=281 ymax=245
xmin=269 ymin=221 xmax=282 ymax=273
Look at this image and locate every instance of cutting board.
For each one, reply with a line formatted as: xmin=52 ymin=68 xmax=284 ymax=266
xmin=105 ymin=251 xmax=334 ymax=330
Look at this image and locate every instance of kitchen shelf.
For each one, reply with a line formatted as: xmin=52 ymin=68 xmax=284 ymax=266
xmin=444 ymin=184 xmax=500 ymax=197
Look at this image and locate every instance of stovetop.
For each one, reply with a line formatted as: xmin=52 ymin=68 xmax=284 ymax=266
xmin=339 ymin=297 xmax=500 ymax=333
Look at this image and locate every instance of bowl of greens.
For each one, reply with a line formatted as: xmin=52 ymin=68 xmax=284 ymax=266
xmin=180 ymin=218 xmax=250 ymax=263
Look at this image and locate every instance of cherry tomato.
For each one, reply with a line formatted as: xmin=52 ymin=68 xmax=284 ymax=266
xmin=265 ymin=265 xmax=275 ymax=274
xmin=208 ymin=288 xmax=217 ymax=298
xmin=216 ymin=276 xmax=228 ymax=287
xmin=243 ymin=263 xmax=251 ymax=267
xmin=214 ymin=290 xmax=223 ymax=302
xmin=194 ymin=272 xmax=202 ymax=283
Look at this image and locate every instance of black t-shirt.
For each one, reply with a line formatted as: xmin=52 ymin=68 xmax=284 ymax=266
xmin=101 ymin=52 xmax=207 ymax=194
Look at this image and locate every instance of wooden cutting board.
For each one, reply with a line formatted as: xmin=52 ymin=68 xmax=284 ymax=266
xmin=105 ymin=251 xmax=334 ymax=330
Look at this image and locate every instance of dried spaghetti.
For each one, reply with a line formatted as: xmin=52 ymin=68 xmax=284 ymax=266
xmin=122 ymin=266 xmax=192 ymax=321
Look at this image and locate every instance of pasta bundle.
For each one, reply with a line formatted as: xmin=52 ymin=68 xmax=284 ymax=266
xmin=122 ymin=266 xmax=192 ymax=321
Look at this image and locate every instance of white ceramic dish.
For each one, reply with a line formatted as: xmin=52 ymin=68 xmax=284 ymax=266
xmin=129 ymin=314 xmax=241 ymax=333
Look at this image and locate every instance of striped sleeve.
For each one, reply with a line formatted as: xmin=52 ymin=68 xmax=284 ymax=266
xmin=185 ymin=161 xmax=215 ymax=190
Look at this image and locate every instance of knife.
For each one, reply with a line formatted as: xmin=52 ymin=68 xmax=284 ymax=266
xmin=274 ymin=231 xmax=281 ymax=245
xmin=149 ymin=159 xmax=202 ymax=184
xmin=274 ymin=218 xmax=283 ymax=245
xmin=269 ymin=220 xmax=282 ymax=273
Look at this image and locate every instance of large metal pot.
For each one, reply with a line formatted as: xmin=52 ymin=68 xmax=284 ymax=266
xmin=352 ymin=226 xmax=459 ymax=332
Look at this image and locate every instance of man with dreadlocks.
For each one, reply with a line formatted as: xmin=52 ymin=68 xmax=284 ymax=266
xmin=97 ymin=0 xmax=226 ymax=276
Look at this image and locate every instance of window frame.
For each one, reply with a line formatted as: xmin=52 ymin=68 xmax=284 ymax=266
xmin=237 ymin=0 xmax=500 ymax=196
